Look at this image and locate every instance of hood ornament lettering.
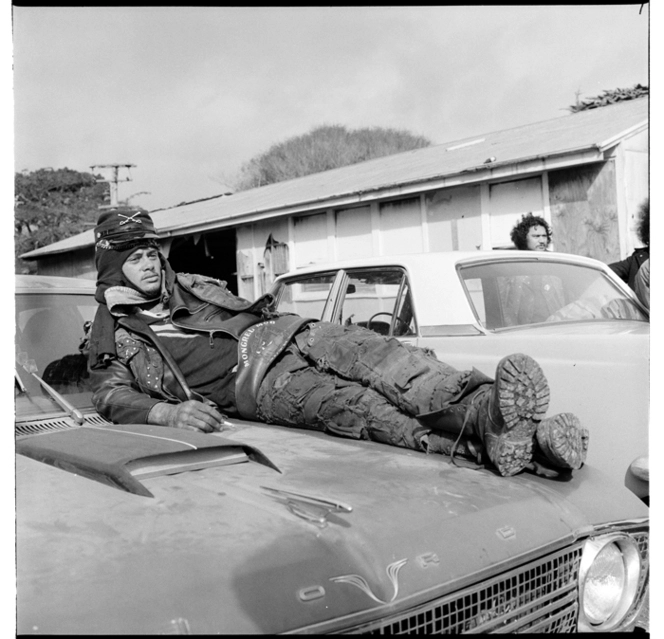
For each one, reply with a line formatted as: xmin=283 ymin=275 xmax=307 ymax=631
xmin=496 ymin=525 xmax=516 ymax=540
xmin=330 ymin=558 xmax=408 ymax=604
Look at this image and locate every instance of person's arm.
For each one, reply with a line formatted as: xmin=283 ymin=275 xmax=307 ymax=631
xmin=634 ymin=259 xmax=650 ymax=310
xmin=89 ymin=358 xmax=225 ymax=432
xmin=608 ymin=255 xmax=632 ymax=283
xmin=89 ymin=358 xmax=162 ymax=425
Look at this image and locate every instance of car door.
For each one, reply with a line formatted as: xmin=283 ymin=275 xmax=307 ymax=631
xmin=325 ymin=267 xmax=417 ymax=340
xmin=273 ymin=267 xmax=418 ymax=341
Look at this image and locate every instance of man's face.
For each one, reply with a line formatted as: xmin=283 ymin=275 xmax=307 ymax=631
xmin=122 ymin=247 xmax=162 ymax=296
xmin=525 ymin=225 xmax=549 ymax=251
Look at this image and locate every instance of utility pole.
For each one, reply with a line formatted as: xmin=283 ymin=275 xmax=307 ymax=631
xmin=90 ymin=164 xmax=136 ymax=207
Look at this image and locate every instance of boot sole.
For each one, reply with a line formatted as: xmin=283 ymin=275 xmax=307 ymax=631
xmin=536 ymin=413 xmax=588 ymax=469
xmin=487 ymin=353 xmax=550 ymax=476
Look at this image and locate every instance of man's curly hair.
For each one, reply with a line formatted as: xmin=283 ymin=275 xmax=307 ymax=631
xmin=510 ymin=213 xmax=552 ymax=250
xmin=637 ymin=198 xmax=649 ymax=247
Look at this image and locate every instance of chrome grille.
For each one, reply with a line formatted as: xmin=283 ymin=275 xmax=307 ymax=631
xmin=341 ymin=527 xmax=649 ymax=635
xmin=81 ymin=414 xmax=112 ymax=426
xmin=359 ymin=545 xmax=582 ymax=634
xmin=16 ymin=413 xmax=111 ymax=437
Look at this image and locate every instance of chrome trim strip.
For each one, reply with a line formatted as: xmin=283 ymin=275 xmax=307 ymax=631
xmin=83 ymin=424 xmax=199 ymax=450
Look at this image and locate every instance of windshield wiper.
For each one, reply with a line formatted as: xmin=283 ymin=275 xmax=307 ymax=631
xmin=16 ymin=354 xmax=86 ymax=425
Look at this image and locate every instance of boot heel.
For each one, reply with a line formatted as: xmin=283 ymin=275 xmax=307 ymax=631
xmin=496 ymin=353 xmax=550 ymax=433
xmin=485 ymin=433 xmax=535 ymax=477
xmin=535 ymin=413 xmax=588 ymax=469
xmin=482 ymin=353 xmax=550 ymax=476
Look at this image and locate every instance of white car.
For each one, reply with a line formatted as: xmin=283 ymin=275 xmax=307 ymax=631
xmin=271 ymin=250 xmax=649 ymax=500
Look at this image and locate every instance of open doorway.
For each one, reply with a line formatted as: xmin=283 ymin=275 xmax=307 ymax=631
xmin=167 ymin=229 xmax=238 ymax=295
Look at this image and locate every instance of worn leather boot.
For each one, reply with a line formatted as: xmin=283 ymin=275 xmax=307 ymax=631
xmin=466 ymin=353 xmax=550 ymax=476
xmin=534 ymin=413 xmax=589 ymax=470
xmin=425 ymin=430 xmax=483 ymax=464
xmin=418 ymin=353 xmax=550 ymax=476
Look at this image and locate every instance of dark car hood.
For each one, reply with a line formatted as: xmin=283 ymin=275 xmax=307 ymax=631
xmin=16 ymin=420 xmax=647 ymax=634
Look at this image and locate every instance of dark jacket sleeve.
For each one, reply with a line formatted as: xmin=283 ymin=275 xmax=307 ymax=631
xmin=609 ymin=256 xmax=632 ymax=283
xmin=89 ymin=359 xmax=163 ymax=424
xmin=609 ymin=248 xmax=649 ymax=290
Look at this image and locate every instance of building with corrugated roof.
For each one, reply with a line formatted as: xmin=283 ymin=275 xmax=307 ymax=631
xmin=21 ymin=97 xmax=648 ymax=301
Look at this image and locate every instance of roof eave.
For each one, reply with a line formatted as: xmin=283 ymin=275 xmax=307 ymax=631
xmin=598 ymin=120 xmax=648 ymax=152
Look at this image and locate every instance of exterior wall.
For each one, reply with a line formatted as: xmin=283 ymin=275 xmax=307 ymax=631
xmin=34 ymin=249 xmax=96 ymax=280
xmin=335 ymin=205 xmax=373 ymax=261
xmin=548 ymin=161 xmax=620 ymax=262
xmin=291 ymin=212 xmax=330 ymax=268
xmin=379 ymin=197 xmax=424 ymax=254
xmin=236 ymin=217 xmax=290 ymax=299
xmin=616 ymin=129 xmax=649 ymax=257
xmin=426 ymin=184 xmax=482 ymax=251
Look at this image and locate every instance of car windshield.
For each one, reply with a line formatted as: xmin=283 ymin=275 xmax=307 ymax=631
xmin=458 ymin=260 xmax=648 ymax=330
xmin=15 ymin=292 xmax=99 ymax=415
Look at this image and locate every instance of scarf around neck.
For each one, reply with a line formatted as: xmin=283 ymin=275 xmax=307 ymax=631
xmin=88 ymin=255 xmax=175 ymax=369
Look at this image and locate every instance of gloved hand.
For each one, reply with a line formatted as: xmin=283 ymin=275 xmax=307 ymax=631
xmin=148 ymin=400 xmax=228 ymax=433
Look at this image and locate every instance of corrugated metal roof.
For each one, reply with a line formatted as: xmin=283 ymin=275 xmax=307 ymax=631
xmin=22 ymin=97 xmax=647 ymax=259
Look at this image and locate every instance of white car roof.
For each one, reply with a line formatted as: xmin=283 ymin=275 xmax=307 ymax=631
xmin=283 ymin=250 xmax=608 ymax=276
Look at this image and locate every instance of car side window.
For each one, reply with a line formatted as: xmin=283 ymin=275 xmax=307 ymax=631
xmin=273 ymin=273 xmax=337 ymax=320
xmin=392 ymin=280 xmax=417 ymax=336
xmin=338 ymin=268 xmax=416 ymax=336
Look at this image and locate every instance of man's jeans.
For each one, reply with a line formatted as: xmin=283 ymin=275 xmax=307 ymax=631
xmin=256 ymin=322 xmax=492 ymax=451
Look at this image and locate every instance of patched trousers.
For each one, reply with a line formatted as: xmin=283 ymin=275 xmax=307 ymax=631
xmin=255 ymin=322 xmax=493 ymax=451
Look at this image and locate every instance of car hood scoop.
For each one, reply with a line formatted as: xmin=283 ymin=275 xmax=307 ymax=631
xmin=15 ymin=423 xmax=280 ymax=497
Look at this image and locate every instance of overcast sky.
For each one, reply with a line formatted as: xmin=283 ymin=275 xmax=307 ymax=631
xmin=12 ymin=5 xmax=649 ymax=212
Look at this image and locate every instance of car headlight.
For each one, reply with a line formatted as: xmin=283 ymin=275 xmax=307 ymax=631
xmin=578 ymin=533 xmax=642 ymax=631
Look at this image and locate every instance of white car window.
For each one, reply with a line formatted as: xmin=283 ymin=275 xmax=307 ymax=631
xmin=273 ymin=273 xmax=336 ymax=319
xmin=458 ymin=260 xmax=647 ymax=329
xmin=16 ymin=292 xmax=98 ymax=407
xmin=274 ymin=268 xmax=417 ymax=336
xmin=339 ymin=269 xmax=416 ymax=336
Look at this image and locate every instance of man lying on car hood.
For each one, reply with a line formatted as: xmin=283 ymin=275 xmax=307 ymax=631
xmin=88 ymin=207 xmax=588 ymax=478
